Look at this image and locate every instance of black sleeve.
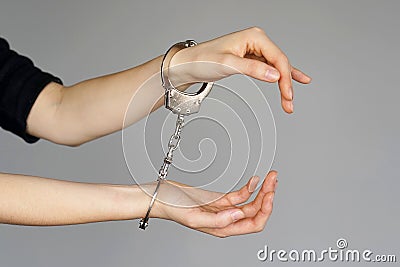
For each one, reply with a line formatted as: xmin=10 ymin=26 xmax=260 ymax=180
xmin=0 ymin=37 xmax=62 ymax=143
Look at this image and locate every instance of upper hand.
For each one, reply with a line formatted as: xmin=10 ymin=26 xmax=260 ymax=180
xmin=171 ymin=27 xmax=311 ymax=113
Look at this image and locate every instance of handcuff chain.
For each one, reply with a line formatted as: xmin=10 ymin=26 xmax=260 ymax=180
xmin=158 ymin=114 xmax=184 ymax=180
xmin=138 ymin=114 xmax=184 ymax=230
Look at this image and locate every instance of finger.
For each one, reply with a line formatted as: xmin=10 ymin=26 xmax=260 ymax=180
xmin=266 ymin=55 xmax=294 ymax=113
xmin=277 ymin=59 xmax=293 ymax=102
xmin=250 ymin=34 xmax=294 ymax=113
xmin=251 ymin=191 xmax=274 ymax=226
xmin=185 ymin=208 xmax=245 ymax=229
xmin=256 ymin=40 xmax=293 ymax=102
xmin=225 ymin=176 xmax=260 ymax=205
xmin=291 ymin=67 xmax=312 ymax=84
xmin=260 ymin=170 xmax=278 ymax=194
xmin=281 ymin=94 xmax=294 ymax=114
xmin=217 ymin=171 xmax=276 ymax=207
xmin=205 ymin=191 xmax=275 ymax=237
xmin=225 ymin=55 xmax=280 ymax=83
xmin=240 ymin=171 xmax=277 ymax=217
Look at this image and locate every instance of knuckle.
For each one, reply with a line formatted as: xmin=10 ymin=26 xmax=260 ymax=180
xmin=238 ymin=188 xmax=249 ymax=200
xmin=277 ymin=53 xmax=290 ymax=66
xmin=250 ymin=26 xmax=265 ymax=34
xmin=242 ymin=26 xmax=265 ymax=40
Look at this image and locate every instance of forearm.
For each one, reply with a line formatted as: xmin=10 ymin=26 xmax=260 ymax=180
xmin=0 ymin=173 xmax=147 ymax=226
xmin=60 ymin=56 xmax=167 ymax=143
xmin=28 ymin=56 xmax=168 ymax=146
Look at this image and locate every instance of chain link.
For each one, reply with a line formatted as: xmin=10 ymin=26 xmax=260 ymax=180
xmin=158 ymin=114 xmax=185 ymax=180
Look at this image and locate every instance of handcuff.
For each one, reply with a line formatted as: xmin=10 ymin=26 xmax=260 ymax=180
xmin=139 ymin=40 xmax=214 ymax=230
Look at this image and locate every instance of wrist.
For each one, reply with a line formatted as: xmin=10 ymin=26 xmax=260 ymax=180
xmin=168 ymin=48 xmax=196 ymax=89
xmin=111 ymin=184 xmax=150 ymax=220
xmin=137 ymin=182 xmax=168 ymax=220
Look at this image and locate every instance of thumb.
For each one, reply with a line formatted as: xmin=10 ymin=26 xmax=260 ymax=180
xmin=225 ymin=55 xmax=280 ymax=82
xmin=187 ymin=208 xmax=245 ymax=229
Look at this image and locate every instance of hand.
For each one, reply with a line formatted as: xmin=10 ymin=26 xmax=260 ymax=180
xmin=171 ymin=27 xmax=312 ymax=113
xmin=144 ymin=170 xmax=278 ymax=237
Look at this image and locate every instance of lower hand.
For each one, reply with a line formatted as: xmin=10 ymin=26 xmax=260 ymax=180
xmin=145 ymin=170 xmax=278 ymax=237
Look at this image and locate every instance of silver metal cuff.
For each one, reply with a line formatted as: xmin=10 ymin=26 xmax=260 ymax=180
xmin=139 ymin=179 xmax=162 ymax=230
xmin=161 ymin=40 xmax=214 ymax=116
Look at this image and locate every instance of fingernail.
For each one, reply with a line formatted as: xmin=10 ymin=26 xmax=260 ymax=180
xmin=289 ymin=101 xmax=294 ymax=112
xmin=265 ymin=69 xmax=279 ymax=81
xmin=270 ymin=193 xmax=275 ymax=203
xmin=231 ymin=210 xmax=245 ymax=222
xmin=248 ymin=176 xmax=260 ymax=193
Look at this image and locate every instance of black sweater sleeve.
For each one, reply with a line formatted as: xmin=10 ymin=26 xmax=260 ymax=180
xmin=0 ymin=37 xmax=62 ymax=143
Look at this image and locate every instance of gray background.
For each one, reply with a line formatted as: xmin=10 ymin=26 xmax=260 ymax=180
xmin=0 ymin=0 xmax=399 ymax=266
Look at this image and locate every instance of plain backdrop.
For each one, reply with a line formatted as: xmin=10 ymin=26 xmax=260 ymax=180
xmin=0 ymin=1 xmax=399 ymax=266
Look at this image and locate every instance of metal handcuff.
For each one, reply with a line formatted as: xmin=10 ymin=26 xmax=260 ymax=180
xmin=139 ymin=40 xmax=214 ymax=230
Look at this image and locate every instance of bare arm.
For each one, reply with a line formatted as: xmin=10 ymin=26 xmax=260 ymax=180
xmin=0 ymin=170 xmax=277 ymax=238
xmin=27 ymin=56 xmax=166 ymax=146
xmin=0 ymin=172 xmax=147 ymax=225
xmin=26 ymin=27 xmax=311 ymax=146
